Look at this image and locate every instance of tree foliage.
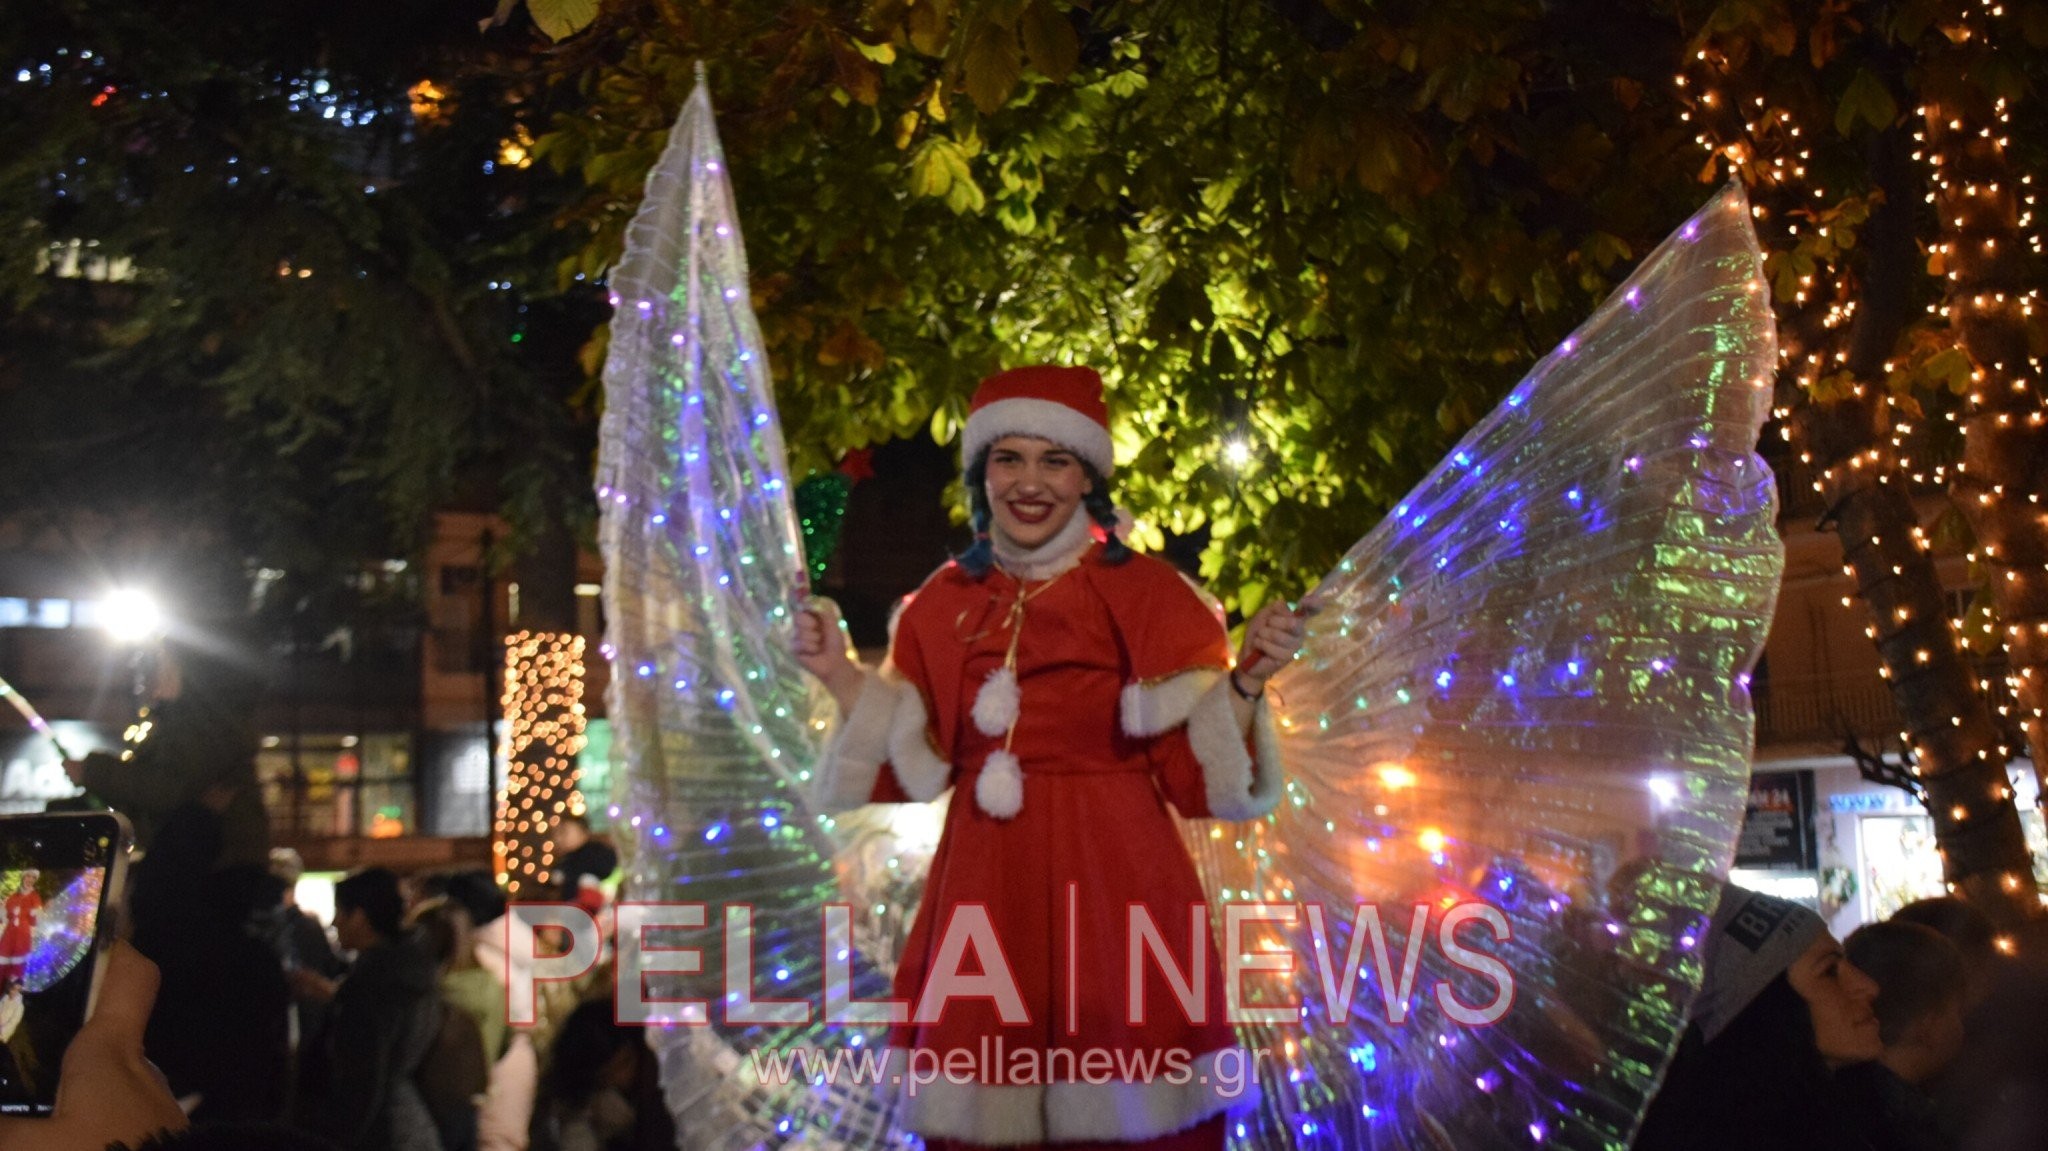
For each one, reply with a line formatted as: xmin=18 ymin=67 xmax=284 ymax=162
xmin=535 ymin=0 xmax=1709 ymax=609
xmin=0 ymin=0 xmax=594 ymax=592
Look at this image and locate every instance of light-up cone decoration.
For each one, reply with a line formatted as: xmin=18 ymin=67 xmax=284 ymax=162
xmin=595 ymin=74 xmax=929 ymax=1151
xmin=1204 ymin=182 xmax=1782 ymax=1150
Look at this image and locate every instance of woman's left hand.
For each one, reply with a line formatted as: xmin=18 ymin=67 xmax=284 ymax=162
xmin=1233 ymin=600 xmax=1308 ymax=695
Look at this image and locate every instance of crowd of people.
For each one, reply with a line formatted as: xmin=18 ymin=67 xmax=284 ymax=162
xmin=23 ymin=797 xmax=662 ymax=1151
xmin=0 ymin=639 xmax=664 ymax=1151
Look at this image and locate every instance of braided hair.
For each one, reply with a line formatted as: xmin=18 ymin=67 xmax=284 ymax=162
xmin=956 ymin=446 xmax=1131 ymax=578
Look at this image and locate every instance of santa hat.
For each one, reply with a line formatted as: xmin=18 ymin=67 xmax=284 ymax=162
xmin=962 ymin=365 xmax=1114 ymax=477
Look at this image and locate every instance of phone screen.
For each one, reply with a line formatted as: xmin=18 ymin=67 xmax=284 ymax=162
xmin=0 ymin=814 xmax=126 ymax=1116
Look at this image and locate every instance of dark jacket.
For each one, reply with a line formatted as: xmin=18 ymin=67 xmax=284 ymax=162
xmin=1836 ymin=1063 xmax=1951 ymax=1151
xmin=80 ymin=696 xmax=267 ymax=866
xmin=301 ymin=932 xmax=445 ymax=1151
xmin=122 ymin=801 xmax=292 ymax=1126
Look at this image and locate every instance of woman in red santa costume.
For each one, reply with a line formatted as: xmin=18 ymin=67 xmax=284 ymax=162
xmin=0 ymin=871 xmax=40 ymax=989
xmin=795 ymin=365 xmax=1305 ymax=1151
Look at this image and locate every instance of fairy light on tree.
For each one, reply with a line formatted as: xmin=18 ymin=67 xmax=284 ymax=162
xmin=494 ymin=629 xmax=588 ymax=896
xmin=1917 ymin=0 xmax=2048 ymax=830
xmin=1675 ymin=2 xmax=2042 ymax=929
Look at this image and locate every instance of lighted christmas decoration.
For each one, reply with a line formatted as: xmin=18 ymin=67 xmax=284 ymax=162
xmin=599 ymin=74 xmax=1784 ymax=1151
xmin=1917 ymin=3 xmax=2048 ymax=843
xmin=493 ymin=629 xmax=588 ymax=897
xmin=1674 ymin=2 xmax=2044 ymax=930
xmin=795 ymin=471 xmax=854 ymax=583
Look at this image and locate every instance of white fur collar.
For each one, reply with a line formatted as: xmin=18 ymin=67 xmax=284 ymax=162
xmin=990 ymin=512 xmax=1094 ymax=582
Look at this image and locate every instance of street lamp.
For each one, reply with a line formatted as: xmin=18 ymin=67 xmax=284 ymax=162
xmin=99 ymin=588 xmax=164 ymax=645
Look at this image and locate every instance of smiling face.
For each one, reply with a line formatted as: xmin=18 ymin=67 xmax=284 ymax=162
xmin=1787 ymin=933 xmax=1884 ymax=1067
xmin=983 ymin=435 xmax=1093 ymax=551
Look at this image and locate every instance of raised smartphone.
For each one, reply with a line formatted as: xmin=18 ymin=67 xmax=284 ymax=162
xmin=0 ymin=811 xmax=132 ymax=1116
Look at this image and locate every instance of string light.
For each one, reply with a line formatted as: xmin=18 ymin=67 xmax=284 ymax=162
xmin=494 ymin=630 xmax=589 ymax=896
xmin=1675 ymin=1 xmax=2045 ymax=930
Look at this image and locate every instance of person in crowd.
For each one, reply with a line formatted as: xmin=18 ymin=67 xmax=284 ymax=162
xmin=1889 ymin=899 xmax=1999 ymax=1008
xmin=1633 ymin=886 xmax=1883 ymax=1151
xmin=547 ymin=816 xmax=616 ymax=911
xmin=146 ymin=861 xmax=292 ymax=1126
xmin=1836 ymin=921 xmax=1968 ymax=1151
xmin=293 ymin=868 xmax=444 ymax=1151
xmin=269 ymin=848 xmax=344 ymax=979
xmin=528 ymin=1000 xmax=672 ymax=1151
xmin=411 ymin=897 xmax=506 ymax=1151
xmin=1891 ymin=897 xmax=2048 ymax=1151
xmin=63 ymin=636 xmax=268 ymax=866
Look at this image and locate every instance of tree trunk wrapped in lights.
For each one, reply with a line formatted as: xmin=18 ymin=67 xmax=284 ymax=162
xmin=1922 ymin=10 xmax=2048 ymax=817
xmin=1678 ymin=4 xmax=2043 ymax=932
xmin=495 ymin=630 xmax=588 ymax=898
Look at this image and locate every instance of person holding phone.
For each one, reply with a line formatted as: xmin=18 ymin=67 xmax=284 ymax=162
xmin=62 ymin=638 xmax=268 ymax=868
xmin=793 ymin=366 xmax=1306 ymax=1150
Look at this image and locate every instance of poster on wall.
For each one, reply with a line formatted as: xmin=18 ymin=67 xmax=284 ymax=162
xmin=1737 ymin=769 xmax=1817 ymax=870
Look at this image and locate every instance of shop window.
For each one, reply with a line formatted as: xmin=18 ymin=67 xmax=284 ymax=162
xmin=257 ymin=733 xmax=415 ymax=840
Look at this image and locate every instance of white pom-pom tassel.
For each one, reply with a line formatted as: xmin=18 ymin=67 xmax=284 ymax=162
xmin=975 ymin=749 xmax=1024 ymax=819
xmin=971 ymin=666 xmax=1020 ymax=737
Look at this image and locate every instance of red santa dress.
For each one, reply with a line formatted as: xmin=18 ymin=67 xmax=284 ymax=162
xmin=817 ymin=515 xmax=1285 ymax=1148
xmin=0 ymin=888 xmax=41 ymax=986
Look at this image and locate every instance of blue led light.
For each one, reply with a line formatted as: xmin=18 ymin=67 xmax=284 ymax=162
xmin=704 ymin=822 xmax=726 ymax=842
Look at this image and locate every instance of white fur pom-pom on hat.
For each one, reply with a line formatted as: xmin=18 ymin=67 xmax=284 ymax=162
xmin=971 ymin=666 xmax=1020 ymax=737
xmin=975 ymin=749 xmax=1024 ymax=819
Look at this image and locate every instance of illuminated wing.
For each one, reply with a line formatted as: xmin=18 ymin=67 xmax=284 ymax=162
xmin=23 ymin=872 xmax=101 ymax=993
xmin=1193 ymin=185 xmax=1782 ymax=1151
xmin=597 ymin=76 xmax=928 ymax=1151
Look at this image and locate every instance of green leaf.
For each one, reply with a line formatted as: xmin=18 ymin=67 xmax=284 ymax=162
xmin=946 ymin=172 xmax=987 ymax=215
xmin=1922 ymin=347 xmax=1974 ymax=393
xmin=526 ymin=0 xmax=599 ymax=43
xmin=1835 ymin=69 xmax=1899 ymax=136
xmin=1019 ymin=1 xmax=1081 ymax=81
xmin=963 ymin=19 xmax=1024 ymax=113
xmin=909 ymin=138 xmax=960 ymax=198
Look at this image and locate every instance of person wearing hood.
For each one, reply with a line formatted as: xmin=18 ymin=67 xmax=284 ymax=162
xmin=293 ymin=868 xmax=444 ymax=1151
xmin=1633 ymin=885 xmax=1884 ymax=1151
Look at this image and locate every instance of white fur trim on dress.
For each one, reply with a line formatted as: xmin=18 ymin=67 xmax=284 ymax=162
xmin=1184 ymin=676 xmax=1285 ymax=821
xmin=814 ymin=669 xmax=898 ymax=812
xmin=971 ymin=666 xmax=1020 ymax=737
xmin=884 ymin=684 xmax=954 ymax=802
xmin=883 ymin=1046 xmax=1255 ymax=1145
xmin=974 ymin=748 xmax=1024 ymax=819
xmin=1120 ymin=669 xmax=1221 ymax=738
xmin=964 ymin=396 xmax=1115 ymax=477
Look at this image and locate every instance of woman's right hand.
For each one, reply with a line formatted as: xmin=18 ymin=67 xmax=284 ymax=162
xmin=793 ymin=599 xmax=865 ymax=708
